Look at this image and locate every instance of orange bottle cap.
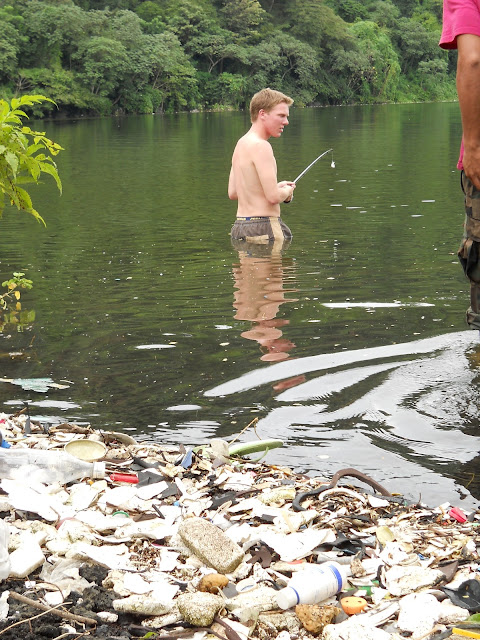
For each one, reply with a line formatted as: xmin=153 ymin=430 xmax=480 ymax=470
xmin=340 ymin=596 xmax=368 ymax=615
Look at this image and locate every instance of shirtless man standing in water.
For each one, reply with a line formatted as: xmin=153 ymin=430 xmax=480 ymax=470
xmin=228 ymin=88 xmax=296 ymax=244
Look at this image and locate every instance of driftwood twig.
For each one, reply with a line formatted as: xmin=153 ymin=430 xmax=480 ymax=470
xmin=5 ymin=591 xmax=97 ymax=628
xmin=228 ymin=417 xmax=259 ymax=446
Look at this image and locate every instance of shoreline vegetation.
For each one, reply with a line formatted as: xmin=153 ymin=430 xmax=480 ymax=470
xmin=0 ymin=0 xmax=456 ymax=120
xmin=39 ymin=97 xmax=461 ymax=124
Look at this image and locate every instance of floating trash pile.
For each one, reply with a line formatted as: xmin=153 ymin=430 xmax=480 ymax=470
xmin=0 ymin=411 xmax=479 ymax=640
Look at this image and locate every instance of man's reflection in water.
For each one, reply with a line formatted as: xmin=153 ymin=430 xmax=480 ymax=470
xmin=232 ymin=237 xmax=298 ymax=363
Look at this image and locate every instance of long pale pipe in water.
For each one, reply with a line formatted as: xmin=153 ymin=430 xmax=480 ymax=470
xmin=293 ymin=148 xmax=334 ymax=183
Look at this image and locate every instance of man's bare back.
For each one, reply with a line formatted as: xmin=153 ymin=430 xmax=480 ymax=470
xmin=228 ymin=100 xmax=295 ymax=219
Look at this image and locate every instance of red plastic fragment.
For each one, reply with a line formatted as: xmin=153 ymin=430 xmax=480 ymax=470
xmin=448 ymin=507 xmax=467 ymax=523
xmin=109 ymin=472 xmax=139 ymax=484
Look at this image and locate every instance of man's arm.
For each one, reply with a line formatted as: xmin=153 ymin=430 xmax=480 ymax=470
xmin=228 ymin=166 xmax=238 ymax=200
xmin=458 ymin=33 xmax=480 ymax=188
xmin=254 ymin=140 xmax=294 ymax=204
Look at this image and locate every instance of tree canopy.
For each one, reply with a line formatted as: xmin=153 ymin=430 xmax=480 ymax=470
xmin=0 ymin=0 xmax=455 ymax=116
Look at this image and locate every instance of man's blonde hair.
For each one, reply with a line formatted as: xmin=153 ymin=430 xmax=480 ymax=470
xmin=250 ymin=88 xmax=293 ymax=122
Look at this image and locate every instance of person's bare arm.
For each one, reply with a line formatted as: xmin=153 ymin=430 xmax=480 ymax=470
xmin=228 ymin=166 xmax=238 ymax=200
xmin=254 ymin=140 xmax=294 ymax=204
xmin=458 ymin=34 xmax=480 ymax=188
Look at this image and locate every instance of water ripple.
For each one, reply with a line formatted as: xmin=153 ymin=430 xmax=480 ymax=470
xmin=204 ymin=331 xmax=480 ymax=507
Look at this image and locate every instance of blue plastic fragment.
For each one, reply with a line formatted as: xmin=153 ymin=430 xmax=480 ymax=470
xmin=180 ymin=448 xmax=194 ymax=468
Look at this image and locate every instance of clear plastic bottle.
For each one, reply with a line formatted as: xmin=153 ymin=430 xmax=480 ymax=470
xmin=275 ymin=561 xmax=347 ymax=609
xmin=0 ymin=448 xmax=105 ymax=485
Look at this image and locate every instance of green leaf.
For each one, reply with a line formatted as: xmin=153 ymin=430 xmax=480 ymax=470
xmin=32 ymin=133 xmax=47 ymax=143
xmin=0 ymin=102 xmax=9 ymax=120
xmin=15 ymin=176 xmax=37 ymax=185
xmin=9 ymin=109 xmax=27 ymax=119
xmin=15 ymin=186 xmax=33 ymax=211
xmin=23 ymin=157 xmax=41 ymax=181
xmin=4 ymin=114 xmax=22 ymax=126
xmin=28 ymin=206 xmax=46 ymax=226
xmin=38 ymin=162 xmax=62 ymax=193
xmin=26 ymin=143 xmax=43 ymax=156
xmin=4 ymin=152 xmax=18 ymax=176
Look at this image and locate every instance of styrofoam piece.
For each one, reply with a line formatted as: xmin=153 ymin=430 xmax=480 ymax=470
xmin=0 ymin=591 xmax=9 ymax=619
xmin=1 ymin=479 xmax=66 ymax=521
xmin=113 ymin=594 xmax=173 ymax=615
xmin=68 ymin=541 xmax=134 ymax=571
xmin=0 ymin=521 xmax=10 ymax=581
xmin=259 ymin=528 xmax=336 ymax=562
xmin=9 ymin=535 xmax=45 ymax=578
xmin=179 ymin=517 xmax=244 ymax=573
xmin=384 ymin=565 xmax=444 ymax=597
xmin=397 ymin=593 xmax=441 ymax=637
xmin=323 ymin=618 xmax=394 ymax=639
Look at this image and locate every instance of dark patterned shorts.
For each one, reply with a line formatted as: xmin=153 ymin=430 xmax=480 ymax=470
xmin=230 ymin=217 xmax=292 ymax=242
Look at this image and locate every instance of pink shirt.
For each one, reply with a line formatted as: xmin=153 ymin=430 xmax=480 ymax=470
xmin=440 ymin=0 xmax=480 ymax=49
xmin=440 ymin=0 xmax=480 ymax=168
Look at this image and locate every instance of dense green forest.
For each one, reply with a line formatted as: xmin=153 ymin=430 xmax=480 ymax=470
xmin=0 ymin=0 xmax=456 ymax=117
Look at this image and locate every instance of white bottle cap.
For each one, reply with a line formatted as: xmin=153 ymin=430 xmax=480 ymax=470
xmin=92 ymin=462 xmax=106 ymax=479
xmin=275 ymin=586 xmax=300 ymax=610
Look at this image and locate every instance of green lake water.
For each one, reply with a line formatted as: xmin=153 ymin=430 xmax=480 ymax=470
xmin=1 ymin=102 xmax=479 ymax=508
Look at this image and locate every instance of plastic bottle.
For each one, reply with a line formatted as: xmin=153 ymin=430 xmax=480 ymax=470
xmin=275 ymin=561 xmax=347 ymax=609
xmin=0 ymin=448 xmax=105 ymax=485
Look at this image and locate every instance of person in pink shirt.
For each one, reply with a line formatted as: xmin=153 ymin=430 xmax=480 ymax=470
xmin=440 ymin=0 xmax=480 ymax=330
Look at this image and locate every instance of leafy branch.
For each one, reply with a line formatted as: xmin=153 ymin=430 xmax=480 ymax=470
xmin=0 ymin=94 xmax=63 ymax=225
xmin=0 ymin=272 xmax=33 ymax=311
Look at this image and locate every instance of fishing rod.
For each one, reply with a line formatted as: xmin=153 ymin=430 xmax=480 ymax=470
xmin=293 ymin=148 xmax=334 ymax=183
xmin=285 ymin=148 xmax=334 ymax=203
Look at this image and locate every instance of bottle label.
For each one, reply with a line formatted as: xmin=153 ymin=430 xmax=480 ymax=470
xmin=329 ymin=564 xmax=344 ymax=591
xmin=290 ymin=586 xmax=301 ymax=605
